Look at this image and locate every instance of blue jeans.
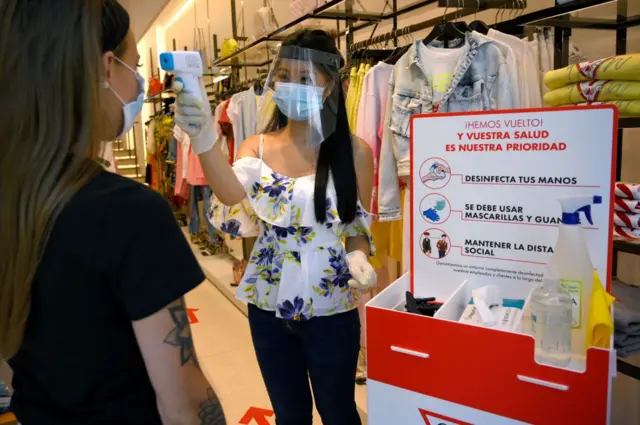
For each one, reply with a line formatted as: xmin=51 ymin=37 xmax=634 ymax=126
xmin=167 ymin=135 xmax=177 ymax=162
xmin=189 ymin=185 xmax=216 ymax=241
xmin=248 ymin=304 xmax=361 ymax=425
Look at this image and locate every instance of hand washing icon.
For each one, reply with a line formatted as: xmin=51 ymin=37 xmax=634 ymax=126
xmin=420 ymin=158 xmax=452 ymax=189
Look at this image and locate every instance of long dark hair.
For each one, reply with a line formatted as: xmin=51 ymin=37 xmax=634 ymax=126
xmin=0 ymin=0 xmax=130 ymax=359
xmin=262 ymin=29 xmax=357 ymax=224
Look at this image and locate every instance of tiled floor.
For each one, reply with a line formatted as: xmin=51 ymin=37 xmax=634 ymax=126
xmin=184 ymin=233 xmax=368 ymax=425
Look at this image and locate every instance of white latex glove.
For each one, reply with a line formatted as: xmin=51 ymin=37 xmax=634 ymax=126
xmin=172 ymin=80 xmax=216 ymax=155
xmin=346 ymin=250 xmax=377 ymax=292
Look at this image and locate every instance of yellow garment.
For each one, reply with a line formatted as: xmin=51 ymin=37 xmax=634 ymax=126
xmin=544 ymin=80 xmax=640 ymax=106
xmin=575 ymin=100 xmax=640 ymax=117
xmin=544 ymin=54 xmax=640 ymax=90
xmin=352 ymin=64 xmax=370 ymax=131
xmin=389 ymin=187 xmax=405 ymax=264
xmin=586 ymin=271 xmax=616 ymax=350
xmin=371 ymin=188 xmax=405 ymax=269
xmin=348 ymin=64 xmax=366 ymax=131
xmin=345 ymin=67 xmax=358 ymax=130
xmin=370 ymin=221 xmax=391 ymax=270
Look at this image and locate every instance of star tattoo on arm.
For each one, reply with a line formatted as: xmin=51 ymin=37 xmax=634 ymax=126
xmin=163 ymin=298 xmax=199 ymax=368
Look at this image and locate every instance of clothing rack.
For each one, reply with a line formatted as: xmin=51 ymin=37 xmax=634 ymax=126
xmin=350 ymin=0 xmax=616 ymax=50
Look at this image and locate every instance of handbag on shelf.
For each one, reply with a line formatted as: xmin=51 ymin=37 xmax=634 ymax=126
xmin=147 ymin=76 xmax=163 ymax=98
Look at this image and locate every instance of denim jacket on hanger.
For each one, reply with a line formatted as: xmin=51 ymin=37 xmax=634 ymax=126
xmin=378 ymin=32 xmax=516 ymax=222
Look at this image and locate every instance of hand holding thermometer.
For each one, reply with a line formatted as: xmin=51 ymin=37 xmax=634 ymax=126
xmin=159 ymin=51 xmax=216 ymax=154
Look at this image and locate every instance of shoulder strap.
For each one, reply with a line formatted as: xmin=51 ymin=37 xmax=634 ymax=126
xmin=258 ymin=134 xmax=265 ymax=159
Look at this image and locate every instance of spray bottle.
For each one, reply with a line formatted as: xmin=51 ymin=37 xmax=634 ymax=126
xmin=549 ymin=195 xmax=602 ymax=356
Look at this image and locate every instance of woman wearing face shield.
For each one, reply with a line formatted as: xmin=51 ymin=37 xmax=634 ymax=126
xmin=0 ymin=1 xmax=224 ymax=424
xmin=175 ymin=29 xmax=375 ymax=425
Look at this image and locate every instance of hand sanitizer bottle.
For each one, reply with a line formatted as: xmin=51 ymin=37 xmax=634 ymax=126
xmin=550 ymin=195 xmax=601 ymax=355
xmin=531 ymin=266 xmax=573 ymax=367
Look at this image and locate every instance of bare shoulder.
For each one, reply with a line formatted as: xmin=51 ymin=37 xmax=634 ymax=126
xmin=236 ymin=134 xmax=261 ymax=159
xmin=351 ymin=135 xmax=373 ymax=164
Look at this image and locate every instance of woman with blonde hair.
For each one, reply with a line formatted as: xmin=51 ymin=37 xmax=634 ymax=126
xmin=0 ymin=1 xmax=224 ymax=424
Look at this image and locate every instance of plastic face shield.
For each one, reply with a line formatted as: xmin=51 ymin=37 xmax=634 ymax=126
xmin=256 ymin=46 xmax=341 ymax=149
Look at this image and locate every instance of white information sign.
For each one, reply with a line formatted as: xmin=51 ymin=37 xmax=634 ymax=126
xmin=410 ymin=106 xmax=617 ymax=299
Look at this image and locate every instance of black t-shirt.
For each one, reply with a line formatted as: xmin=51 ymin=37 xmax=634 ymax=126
xmin=8 ymin=171 xmax=205 ymax=425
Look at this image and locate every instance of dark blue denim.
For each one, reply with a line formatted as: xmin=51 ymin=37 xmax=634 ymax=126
xmin=248 ymin=304 xmax=361 ymax=425
xmin=167 ymin=135 xmax=177 ymax=162
xmin=189 ymin=185 xmax=217 ymax=241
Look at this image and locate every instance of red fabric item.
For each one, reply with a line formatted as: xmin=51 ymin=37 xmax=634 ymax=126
xmin=219 ymin=100 xmax=235 ymax=163
xmin=150 ymin=153 xmax=157 ymax=190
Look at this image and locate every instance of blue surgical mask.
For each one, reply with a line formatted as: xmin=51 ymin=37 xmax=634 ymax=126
xmin=107 ymin=57 xmax=145 ymax=138
xmin=272 ymin=82 xmax=324 ymax=122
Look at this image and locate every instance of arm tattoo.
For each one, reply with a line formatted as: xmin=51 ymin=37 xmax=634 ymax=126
xmin=199 ymin=387 xmax=226 ymax=425
xmin=163 ymin=298 xmax=199 ymax=367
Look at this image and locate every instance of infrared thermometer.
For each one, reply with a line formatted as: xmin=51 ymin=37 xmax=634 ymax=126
xmin=159 ymin=51 xmax=205 ymax=103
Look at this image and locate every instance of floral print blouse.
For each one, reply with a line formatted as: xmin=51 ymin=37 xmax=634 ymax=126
xmin=207 ymin=148 xmax=375 ymax=321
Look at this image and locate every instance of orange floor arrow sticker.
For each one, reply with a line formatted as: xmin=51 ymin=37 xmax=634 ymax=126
xmin=419 ymin=408 xmax=473 ymax=425
xmin=239 ymin=407 xmax=274 ymax=425
xmin=187 ymin=308 xmax=200 ymax=324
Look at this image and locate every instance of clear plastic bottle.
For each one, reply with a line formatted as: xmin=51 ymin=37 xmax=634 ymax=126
xmin=531 ymin=266 xmax=573 ymax=367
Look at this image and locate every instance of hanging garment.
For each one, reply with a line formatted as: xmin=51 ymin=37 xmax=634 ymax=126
xmin=402 ymin=186 xmax=410 ymax=274
xmin=207 ymin=135 xmax=375 ymax=320
xmin=544 ymin=80 xmax=640 ymax=106
xmin=173 ymin=125 xmax=207 ymax=187
xmin=187 ymin=146 xmax=208 ymax=186
xmin=471 ymin=30 xmax=521 ymax=107
xmin=487 ymin=28 xmax=541 ymax=108
xmin=146 ymin=119 xmax=157 ymax=155
xmin=537 ymin=30 xmax=551 ymax=96
xmin=544 ymin=27 xmax=554 ymax=72
xmin=175 ymin=141 xmax=189 ymax=199
xmin=544 ymin=54 xmax=640 ymax=90
xmin=189 ymin=185 xmax=217 ymax=242
xmin=350 ymin=63 xmax=369 ymax=131
xmin=378 ymin=34 xmax=515 ymax=221
xmin=356 ymin=62 xmax=394 ymax=216
xmin=219 ymin=100 xmax=235 ymax=162
xmin=345 ymin=67 xmax=358 ymax=130
xmin=529 ymin=37 xmax=544 ymax=99
xmin=228 ymin=87 xmax=258 ymax=155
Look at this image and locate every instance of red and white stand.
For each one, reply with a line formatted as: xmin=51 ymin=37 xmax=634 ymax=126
xmin=366 ymin=106 xmax=619 ymax=425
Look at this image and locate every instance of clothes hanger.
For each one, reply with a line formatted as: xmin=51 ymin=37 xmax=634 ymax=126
xmin=453 ymin=0 xmax=472 ymax=34
xmin=469 ymin=0 xmax=490 ymax=35
xmin=422 ymin=0 xmax=465 ymax=48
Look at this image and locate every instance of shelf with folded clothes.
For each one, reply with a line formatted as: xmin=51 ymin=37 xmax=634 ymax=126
xmin=612 ymin=279 xmax=640 ymax=381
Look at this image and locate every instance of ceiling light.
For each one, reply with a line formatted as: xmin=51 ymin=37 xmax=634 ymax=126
xmin=167 ymin=0 xmax=195 ymax=29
